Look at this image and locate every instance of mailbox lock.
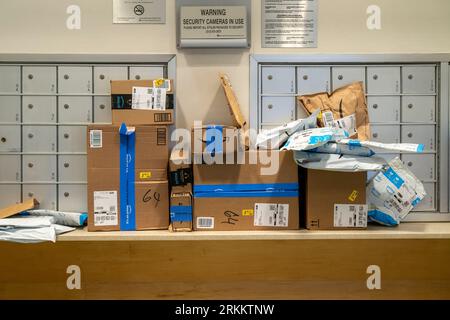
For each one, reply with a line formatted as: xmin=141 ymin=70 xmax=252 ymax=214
xmin=28 ymin=104 xmax=33 ymax=109
xmin=64 ymin=163 xmax=70 ymax=168
xmin=408 ymin=104 xmax=414 ymax=109
xmin=1 ymin=137 xmax=6 ymax=143
xmin=268 ymin=104 xmax=274 ymax=110
xmin=135 ymin=75 xmax=141 ymax=80
xmin=408 ymin=133 xmax=413 ymax=138
xmin=268 ymin=75 xmax=273 ymax=80
xmin=28 ymin=133 xmax=34 ymax=139
xmin=407 ymin=162 xmax=413 ymax=167
xmin=408 ymin=74 xmax=414 ymax=80
xmin=303 ymin=75 xmax=308 ymax=80
xmin=64 ymin=192 xmax=70 ymax=198
xmin=28 ymin=74 xmax=33 ymax=80
xmin=338 ymin=75 xmax=343 ymax=80
xmin=28 ymin=163 xmax=34 ymax=168
xmin=64 ymin=133 xmax=69 ymax=139
xmin=373 ymin=133 xmax=378 ymax=139
xmin=373 ymin=104 xmax=378 ymax=109
xmin=64 ymin=74 xmax=69 ymax=80
xmin=100 ymin=104 xmax=106 ymax=110
xmin=28 ymin=192 xmax=34 ymax=197
xmin=64 ymin=104 xmax=69 ymax=109
xmin=99 ymin=74 xmax=105 ymax=80
xmin=373 ymin=75 xmax=378 ymax=80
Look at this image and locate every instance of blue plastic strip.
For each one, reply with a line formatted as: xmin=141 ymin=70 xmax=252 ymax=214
xmin=194 ymin=183 xmax=299 ymax=193
xmin=119 ymin=123 xmax=136 ymax=231
xmin=170 ymin=206 xmax=193 ymax=222
xmin=368 ymin=209 xmax=398 ymax=227
xmin=417 ymin=144 xmax=425 ymax=153
xmin=194 ymin=190 xmax=299 ymax=198
xmin=79 ymin=213 xmax=88 ymax=226
xmin=205 ymin=125 xmax=223 ymax=156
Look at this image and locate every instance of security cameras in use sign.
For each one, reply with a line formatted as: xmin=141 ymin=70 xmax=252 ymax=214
xmin=178 ymin=2 xmax=250 ymax=48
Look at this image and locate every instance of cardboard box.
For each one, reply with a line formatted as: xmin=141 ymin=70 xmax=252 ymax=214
xmin=111 ymin=79 xmax=174 ymax=125
xmin=193 ymin=151 xmax=299 ymax=231
xmin=87 ymin=124 xmax=169 ymax=231
xmin=300 ymin=169 xmax=368 ymax=230
xmin=170 ymin=191 xmax=193 ymax=232
xmin=191 ymin=125 xmax=244 ymax=164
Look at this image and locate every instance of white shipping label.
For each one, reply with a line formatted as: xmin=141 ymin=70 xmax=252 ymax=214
xmin=153 ymin=88 xmax=167 ymax=110
xmin=254 ymin=203 xmax=289 ymax=227
xmin=132 ymin=87 xmax=154 ymax=110
xmin=196 ymin=217 xmax=214 ymax=229
xmin=322 ymin=111 xmax=335 ymax=127
xmin=94 ymin=191 xmax=118 ymax=227
xmin=89 ymin=130 xmax=102 ymax=148
xmin=333 ymin=114 xmax=357 ymax=137
xmin=334 ymin=204 xmax=368 ymax=228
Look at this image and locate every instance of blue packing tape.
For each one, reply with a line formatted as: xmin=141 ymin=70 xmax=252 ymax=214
xmin=170 ymin=206 xmax=193 ymax=223
xmin=194 ymin=183 xmax=299 ymax=199
xmin=119 ymin=123 xmax=136 ymax=231
xmin=205 ymin=125 xmax=223 ymax=156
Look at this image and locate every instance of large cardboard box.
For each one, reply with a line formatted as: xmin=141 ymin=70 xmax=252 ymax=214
xmin=300 ymin=169 xmax=368 ymax=230
xmin=193 ymin=151 xmax=299 ymax=231
xmin=87 ymin=125 xmax=169 ymax=231
xmin=111 ymin=80 xmax=174 ymax=126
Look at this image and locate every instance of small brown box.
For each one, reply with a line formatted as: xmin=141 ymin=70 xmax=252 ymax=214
xmin=300 ymin=169 xmax=368 ymax=230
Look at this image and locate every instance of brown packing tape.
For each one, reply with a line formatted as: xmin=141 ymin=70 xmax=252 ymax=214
xmin=0 ymin=198 xmax=39 ymax=219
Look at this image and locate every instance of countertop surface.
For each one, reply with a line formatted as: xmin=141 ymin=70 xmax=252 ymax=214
xmin=58 ymin=223 xmax=450 ymax=241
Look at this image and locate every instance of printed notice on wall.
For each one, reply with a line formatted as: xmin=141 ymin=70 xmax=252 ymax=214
xmin=180 ymin=6 xmax=247 ymax=40
xmin=113 ymin=0 xmax=166 ymax=24
xmin=262 ymin=0 xmax=318 ymax=48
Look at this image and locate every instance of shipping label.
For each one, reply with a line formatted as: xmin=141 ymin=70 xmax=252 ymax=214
xmin=254 ymin=203 xmax=289 ymax=227
xmin=94 ymin=191 xmax=118 ymax=227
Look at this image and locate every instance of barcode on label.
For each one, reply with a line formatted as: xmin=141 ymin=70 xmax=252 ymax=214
xmin=322 ymin=111 xmax=334 ymax=127
xmin=154 ymin=113 xmax=172 ymax=123
xmin=157 ymin=128 xmax=167 ymax=146
xmin=90 ymin=130 xmax=102 ymax=148
xmin=197 ymin=217 xmax=214 ymax=229
xmin=349 ymin=205 xmax=355 ymax=212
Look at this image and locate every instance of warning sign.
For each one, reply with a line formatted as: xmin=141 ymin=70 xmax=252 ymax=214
xmin=180 ymin=6 xmax=247 ymax=39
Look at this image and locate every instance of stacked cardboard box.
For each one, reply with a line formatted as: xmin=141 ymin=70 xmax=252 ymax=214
xmin=87 ymin=125 xmax=170 ymax=231
xmin=169 ymin=149 xmax=193 ymax=232
xmin=87 ymin=79 xmax=174 ymax=232
xmin=193 ymin=151 xmax=299 ymax=231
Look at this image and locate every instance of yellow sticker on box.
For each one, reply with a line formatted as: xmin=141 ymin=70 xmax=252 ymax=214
xmin=348 ymin=190 xmax=359 ymax=202
xmin=242 ymin=209 xmax=254 ymax=216
xmin=139 ymin=172 xmax=152 ymax=180
xmin=153 ymin=79 xmax=165 ymax=88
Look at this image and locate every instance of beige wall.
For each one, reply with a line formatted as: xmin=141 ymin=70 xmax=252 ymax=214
xmin=1 ymin=0 xmax=449 ymax=128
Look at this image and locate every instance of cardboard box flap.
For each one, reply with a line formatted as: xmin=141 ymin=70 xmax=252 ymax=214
xmin=219 ymin=73 xmax=247 ymax=129
xmin=0 ymin=198 xmax=39 ymax=220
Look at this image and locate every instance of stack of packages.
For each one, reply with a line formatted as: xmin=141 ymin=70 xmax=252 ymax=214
xmin=257 ymin=82 xmax=426 ymax=229
xmin=87 ymin=80 xmax=174 ymax=232
xmin=190 ymin=74 xmax=300 ymax=231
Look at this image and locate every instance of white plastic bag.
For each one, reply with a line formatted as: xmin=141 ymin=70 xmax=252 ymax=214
xmin=256 ymin=109 xmax=319 ymax=150
xmin=294 ymin=151 xmax=387 ymax=172
xmin=367 ymin=157 xmax=426 ymax=226
xmin=338 ymin=139 xmax=424 ymax=154
xmin=309 ymin=142 xmax=375 ymax=157
xmin=25 ymin=210 xmax=87 ymax=227
xmin=282 ymin=127 xmax=350 ymax=151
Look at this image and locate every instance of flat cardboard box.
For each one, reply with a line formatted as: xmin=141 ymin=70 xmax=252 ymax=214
xmin=300 ymin=168 xmax=368 ymax=230
xmin=170 ymin=191 xmax=193 ymax=232
xmin=111 ymin=79 xmax=174 ymax=125
xmin=87 ymin=124 xmax=169 ymax=231
xmin=0 ymin=198 xmax=39 ymax=219
xmin=193 ymin=150 xmax=299 ymax=231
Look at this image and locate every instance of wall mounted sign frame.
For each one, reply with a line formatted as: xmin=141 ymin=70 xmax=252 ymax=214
xmin=262 ymin=0 xmax=318 ymax=48
xmin=113 ymin=0 xmax=166 ymax=24
xmin=176 ymin=0 xmax=251 ymax=48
